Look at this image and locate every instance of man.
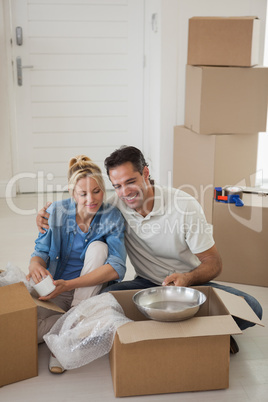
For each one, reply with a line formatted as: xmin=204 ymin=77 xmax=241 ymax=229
xmin=37 ymin=146 xmax=262 ymax=347
xmin=103 ymin=146 xmax=222 ymax=290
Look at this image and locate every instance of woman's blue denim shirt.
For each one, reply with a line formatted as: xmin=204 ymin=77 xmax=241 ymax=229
xmin=31 ymin=198 xmax=126 ymax=281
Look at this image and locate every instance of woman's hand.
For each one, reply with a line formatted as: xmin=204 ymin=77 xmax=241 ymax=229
xmin=27 ymin=259 xmax=51 ymax=284
xmin=38 ymin=279 xmax=70 ymax=301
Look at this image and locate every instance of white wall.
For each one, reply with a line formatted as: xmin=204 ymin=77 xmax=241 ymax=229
xmin=143 ymin=0 xmax=180 ymax=185
xmin=143 ymin=0 xmax=162 ymax=182
xmin=257 ymin=3 xmax=268 ymax=187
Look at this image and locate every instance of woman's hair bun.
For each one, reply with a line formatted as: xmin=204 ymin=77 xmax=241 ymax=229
xmin=67 ymin=154 xmax=105 ymax=196
xmin=69 ymin=155 xmax=92 ymax=170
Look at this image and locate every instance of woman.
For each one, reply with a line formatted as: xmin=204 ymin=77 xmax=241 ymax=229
xmin=27 ymin=155 xmax=126 ymax=373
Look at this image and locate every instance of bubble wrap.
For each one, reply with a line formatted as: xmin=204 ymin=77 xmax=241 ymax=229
xmin=0 ymin=262 xmax=34 ymax=293
xmin=44 ymin=292 xmax=132 ymax=370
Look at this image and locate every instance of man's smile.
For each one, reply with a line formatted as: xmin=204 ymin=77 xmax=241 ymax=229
xmin=122 ymin=193 xmax=139 ymax=202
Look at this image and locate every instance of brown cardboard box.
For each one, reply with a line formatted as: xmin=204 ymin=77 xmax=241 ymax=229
xmin=213 ymin=192 xmax=268 ymax=286
xmin=109 ymin=287 xmax=262 ymax=397
xmin=173 ymin=126 xmax=258 ymax=223
xmin=0 ymin=282 xmax=38 ymax=387
xmin=0 ymin=282 xmax=64 ymax=387
xmin=187 ymin=16 xmax=260 ymax=67
xmin=184 ymin=65 xmax=268 ymax=135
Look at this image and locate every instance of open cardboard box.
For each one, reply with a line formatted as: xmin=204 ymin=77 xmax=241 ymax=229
xmin=187 ymin=16 xmax=260 ymax=67
xmin=0 ymin=282 xmax=64 ymax=387
xmin=109 ymin=287 xmax=263 ymax=397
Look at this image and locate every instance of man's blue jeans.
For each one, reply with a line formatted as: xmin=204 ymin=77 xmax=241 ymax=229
xmin=102 ymin=276 xmax=263 ymax=331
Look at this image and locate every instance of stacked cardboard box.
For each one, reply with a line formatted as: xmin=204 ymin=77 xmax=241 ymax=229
xmin=184 ymin=65 xmax=268 ymax=135
xmin=173 ymin=16 xmax=268 ymax=284
xmin=187 ymin=16 xmax=260 ymax=67
xmin=213 ymin=192 xmax=268 ymax=286
xmin=173 ymin=126 xmax=258 ymax=223
xmin=184 ymin=16 xmax=268 ymax=135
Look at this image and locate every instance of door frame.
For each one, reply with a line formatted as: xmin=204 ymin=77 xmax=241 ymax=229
xmin=1 ymin=0 xmax=18 ymax=197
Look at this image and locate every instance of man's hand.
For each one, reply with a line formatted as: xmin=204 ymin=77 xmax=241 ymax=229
xmin=162 ymin=273 xmax=188 ymax=287
xmin=36 ymin=201 xmax=52 ymax=233
xmin=162 ymin=245 xmax=222 ymax=288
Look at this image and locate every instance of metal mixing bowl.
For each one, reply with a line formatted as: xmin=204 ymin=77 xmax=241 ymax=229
xmin=133 ymin=286 xmax=206 ymax=322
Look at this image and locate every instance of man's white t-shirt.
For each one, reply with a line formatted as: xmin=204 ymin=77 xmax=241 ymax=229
xmin=108 ymin=185 xmax=215 ymax=285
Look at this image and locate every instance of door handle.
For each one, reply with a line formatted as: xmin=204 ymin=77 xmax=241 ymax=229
xmin=16 ymin=57 xmax=33 ymax=86
xmin=16 ymin=27 xmax=23 ymax=46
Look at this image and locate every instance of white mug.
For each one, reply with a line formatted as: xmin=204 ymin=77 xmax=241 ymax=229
xmin=33 ymin=275 xmax=56 ymax=297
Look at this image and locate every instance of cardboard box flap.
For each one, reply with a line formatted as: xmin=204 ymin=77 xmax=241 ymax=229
xmin=214 ymin=288 xmax=264 ymax=327
xmin=32 ymin=297 xmax=65 ymax=313
xmin=117 ymin=315 xmax=241 ymax=344
xmin=0 ymin=282 xmax=64 ymax=313
xmin=0 ymin=282 xmax=36 ymax=314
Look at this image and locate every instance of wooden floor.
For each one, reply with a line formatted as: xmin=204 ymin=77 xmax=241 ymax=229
xmin=1 ymin=193 xmax=267 ymax=401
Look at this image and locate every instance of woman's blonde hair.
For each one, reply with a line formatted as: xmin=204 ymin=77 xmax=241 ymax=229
xmin=68 ymin=155 xmax=105 ymax=196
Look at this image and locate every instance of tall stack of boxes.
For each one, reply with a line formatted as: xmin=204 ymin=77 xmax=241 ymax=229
xmin=173 ymin=16 xmax=268 ymax=285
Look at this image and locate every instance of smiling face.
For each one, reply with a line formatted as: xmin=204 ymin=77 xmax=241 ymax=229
xmin=73 ymin=176 xmax=104 ymax=216
xmin=109 ymin=162 xmax=154 ymax=216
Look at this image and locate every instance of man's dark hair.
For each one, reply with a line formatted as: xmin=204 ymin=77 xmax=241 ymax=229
xmin=104 ymin=145 xmax=153 ymax=183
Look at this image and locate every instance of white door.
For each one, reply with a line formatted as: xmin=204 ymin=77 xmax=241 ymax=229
xmin=9 ymin=0 xmax=144 ymax=193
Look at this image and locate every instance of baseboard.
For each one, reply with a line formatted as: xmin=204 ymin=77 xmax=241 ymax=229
xmin=0 ymin=180 xmax=16 ymax=198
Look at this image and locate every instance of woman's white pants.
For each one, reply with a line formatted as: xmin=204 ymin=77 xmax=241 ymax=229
xmin=37 ymin=241 xmax=108 ymax=343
